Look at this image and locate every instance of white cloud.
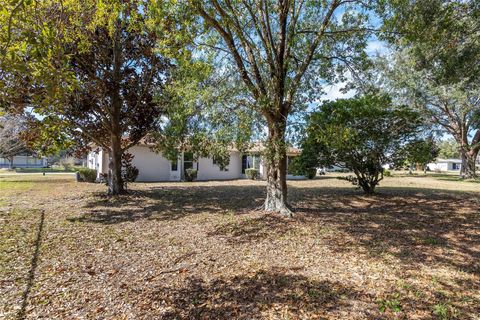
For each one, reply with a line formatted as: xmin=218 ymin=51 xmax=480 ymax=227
xmin=320 ymin=81 xmax=356 ymax=101
xmin=366 ymin=39 xmax=389 ymax=56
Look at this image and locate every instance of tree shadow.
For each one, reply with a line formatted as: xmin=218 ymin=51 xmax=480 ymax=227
xmin=68 ymin=183 xmax=480 ymax=276
xmin=16 ymin=210 xmax=45 ymax=320
xmin=208 ymin=213 xmax=295 ymax=244
xmin=145 ymin=269 xmax=376 ymax=319
xmin=292 ymin=187 xmax=480 ymax=275
xmin=68 ymin=185 xmax=267 ymax=224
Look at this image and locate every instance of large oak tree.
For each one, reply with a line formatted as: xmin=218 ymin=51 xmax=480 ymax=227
xmin=191 ymin=0 xmax=371 ymax=216
xmin=379 ymin=0 xmax=480 ymax=178
xmin=1 ymin=0 xmax=189 ymax=194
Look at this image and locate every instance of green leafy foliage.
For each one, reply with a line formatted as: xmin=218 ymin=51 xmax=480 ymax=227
xmin=77 ymin=168 xmax=97 ymax=183
xmin=377 ymin=294 xmax=403 ymax=313
xmin=297 ymin=95 xmax=423 ymax=194
xmin=305 ymin=168 xmax=317 ymax=180
xmin=438 ymin=139 xmax=461 ymax=159
xmin=378 ymin=0 xmax=480 ymax=178
xmin=191 ymin=0 xmax=372 ymax=211
xmin=0 ymin=1 xmax=194 ymax=194
xmin=121 ymin=153 xmax=139 ymax=190
xmin=245 ymin=168 xmax=259 ymax=180
xmin=405 ymin=137 xmax=439 ymax=170
xmin=185 ymin=169 xmax=197 ymax=182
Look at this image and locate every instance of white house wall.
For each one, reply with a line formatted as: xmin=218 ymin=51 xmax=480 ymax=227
xmin=87 ymin=146 xmax=305 ymax=182
xmin=128 ymin=145 xmax=171 ymax=182
xmin=197 ymin=151 xmax=242 ymax=180
xmin=427 ymin=162 xmax=452 ymax=171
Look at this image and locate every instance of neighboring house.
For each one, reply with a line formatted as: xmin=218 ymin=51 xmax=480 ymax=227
xmin=87 ymin=142 xmax=305 ymax=182
xmin=427 ymin=159 xmax=462 ymax=172
xmin=0 ymin=155 xmax=48 ymax=168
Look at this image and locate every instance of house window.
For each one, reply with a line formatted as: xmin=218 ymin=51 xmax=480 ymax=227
xmin=184 ymin=152 xmax=194 ymax=171
xmin=171 ymin=161 xmax=178 ymax=171
xmin=242 ymin=155 xmax=260 ymax=173
xmin=452 ymin=163 xmax=460 ymax=170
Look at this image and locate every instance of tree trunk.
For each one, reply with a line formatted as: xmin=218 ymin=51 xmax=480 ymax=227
xmin=263 ymin=120 xmax=292 ymax=217
xmin=108 ymin=135 xmax=124 ymax=195
xmin=360 ymin=183 xmax=375 ymax=195
xmin=462 ymin=149 xmax=478 ymax=179
xmin=107 ymin=20 xmax=125 ymax=195
xmin=8 ymin=156 xmax=13 ymax=169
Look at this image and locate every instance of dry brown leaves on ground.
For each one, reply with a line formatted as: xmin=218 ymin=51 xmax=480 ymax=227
xmin=1 ymin=173 xmax=479 ymax=319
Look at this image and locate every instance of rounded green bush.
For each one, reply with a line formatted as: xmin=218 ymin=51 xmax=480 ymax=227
xmin=245 ymin=168 xmax=259 ymax=180
xmin=77 ymin=168 xmax=97 ymax=183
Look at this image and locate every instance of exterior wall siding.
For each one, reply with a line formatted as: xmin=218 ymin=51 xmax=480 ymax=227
xmin=427 ymin=161 xmax=461 ymax=172
xmin=196 ymin=151 xmax=242 ymax=180
xmin=0 ymin=156 xmax=46 ymax=168
xmin=87 ymin=145 xmax=305 ymax=182
xmin=129 ymin=146 xmax=171 ymax=182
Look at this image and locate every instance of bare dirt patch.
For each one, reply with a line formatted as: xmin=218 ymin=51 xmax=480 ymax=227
xmin=1 ymin=174 xmax=479 ymax=319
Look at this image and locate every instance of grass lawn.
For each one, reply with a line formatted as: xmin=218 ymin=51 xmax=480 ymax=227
xmin=2 ymin=166 xmax=83 ymax=174
xmin=1 ymin=173 xmax=479 ymax=319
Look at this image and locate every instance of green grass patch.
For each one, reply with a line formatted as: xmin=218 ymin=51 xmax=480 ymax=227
xmin=427 ymin=173 xmax=480 ymax=183
xmin=13 ymin=166 xmax=84 ymax=173
xmin=377 ymin=294 xmax=403 ymax=313
xmin=0 ymin=180 xmax=33 ymax=191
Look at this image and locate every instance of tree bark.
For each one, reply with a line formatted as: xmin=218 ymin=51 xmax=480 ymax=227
xmin=107 ymin=20 xmax=125 ymax=195
xmin=108 ymin=135 xmax=124 ymax=195
xmin=263 ymin=119 xmax=292 ymax=217
xmin=462 ymin=149 xmax=478 ymax=179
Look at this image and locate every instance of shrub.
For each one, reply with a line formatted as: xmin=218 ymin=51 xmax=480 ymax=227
xmin=185 ymin=169 xmax=197 ymax=181
xmin=245 ymin=168 xmax=259 ymax=180
xmin=123 ymin=166 xmax=139 ymax=183
xmin=384 ymin=169 xmax=392 ymax=177
xmin=121 ymin=152 xmax=139 ymax=189
xmin=77 ymin=168 xmax=97 ymax=183
xmin=306 ymin=167 xmax=317 ymax=179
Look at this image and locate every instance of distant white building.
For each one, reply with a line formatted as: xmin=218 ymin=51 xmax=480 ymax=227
xmin=427 ymin=159 xmax=462 ymax=172
xmin=0 ymin=155 xmax=47 ymax=168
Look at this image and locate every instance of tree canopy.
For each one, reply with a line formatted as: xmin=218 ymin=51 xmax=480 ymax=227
xmin=191 ymin=0 xmax=372 ymax=215
xmin=0 ymin=0 xmax=194 ymax=194
xmin=296 ymin=95 xmax=423 ymax=194
xmin=378 ymin=0 xmax=480 ymax=178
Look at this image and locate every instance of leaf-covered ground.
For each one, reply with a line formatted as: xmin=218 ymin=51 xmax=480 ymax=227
xmin=1 ymin=173 xmax=479 ymax=319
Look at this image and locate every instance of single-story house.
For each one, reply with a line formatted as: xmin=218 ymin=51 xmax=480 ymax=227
xmin=427 ymin=159 xmax=462 ymax=172
xmin=0 ymin=155 xmax=47 ymax=168
xmin=87 ymin=142 xmax=305 ymax=182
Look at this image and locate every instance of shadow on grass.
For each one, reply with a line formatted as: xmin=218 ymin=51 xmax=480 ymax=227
xmin=292 ymin=186 xmax=480 ymax=272
xmin=68 ymin=184 xmax=480 ymax=272
xmin=17 ymin=210 xmax=45 ymax=320
xmin=68 ymin=185 xmax=267 ymax=224
xmin=146 ymin=269 xmax=374 ymax=319
xmin=208 ymin=213 xmax=295 ymax=244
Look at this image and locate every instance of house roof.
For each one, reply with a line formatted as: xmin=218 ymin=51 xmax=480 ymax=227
xmin=136 ymin=138 xmax=302 ymax=155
